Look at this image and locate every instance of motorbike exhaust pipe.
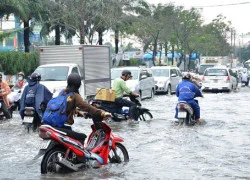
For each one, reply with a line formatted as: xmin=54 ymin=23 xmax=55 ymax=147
xmin=57 ymin=156 xmax=83 ymax=172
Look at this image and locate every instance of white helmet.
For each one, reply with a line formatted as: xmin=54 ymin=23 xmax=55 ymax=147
xmin=182 ymin=72 xmax=191 ymax=80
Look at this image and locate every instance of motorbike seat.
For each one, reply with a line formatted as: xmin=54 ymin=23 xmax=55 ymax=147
xmin=177 ymin=101 xmax=194 ymax=115
xmin=55 ymin=127 xmax=87 ymax=142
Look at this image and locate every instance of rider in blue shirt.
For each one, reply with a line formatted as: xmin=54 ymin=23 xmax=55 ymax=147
xmin=175 ymin=73 xmax=203 ymax=124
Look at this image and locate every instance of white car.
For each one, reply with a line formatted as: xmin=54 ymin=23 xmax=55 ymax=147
xmin=111 ymin=67 xmax=155 ymax=100
xmin=202 ymin=67 xmax=237 ymax=92
xmin=151 ymin=66 xmax=182 ymax=95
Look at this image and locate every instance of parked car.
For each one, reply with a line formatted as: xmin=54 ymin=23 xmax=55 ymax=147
xmin=202 ymin=66 xmax=237 ymax=92
xmin=151 ymin=66 xmax=182 ymax=95
xmin=111 ymin=67 xmax=155 ymax=100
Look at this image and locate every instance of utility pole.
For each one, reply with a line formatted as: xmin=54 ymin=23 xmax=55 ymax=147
xmin=233 ymin=30 xmax=236 ymax=56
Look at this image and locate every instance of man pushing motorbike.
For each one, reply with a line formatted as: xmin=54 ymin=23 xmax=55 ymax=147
xmin=112 ymin=70 xmax=139 ymax=122
xmin=175 ymin=72 xmax=203 ymax=125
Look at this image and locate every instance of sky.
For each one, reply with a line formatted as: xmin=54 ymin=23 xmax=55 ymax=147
xmin=146 ymin=0 xmax=250 ymax=39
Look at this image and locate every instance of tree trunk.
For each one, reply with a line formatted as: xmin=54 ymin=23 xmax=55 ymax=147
xmin=55 ymin=24 xmax=60 ymax=45
xmin=177 ymin=54 xmax=183 ymax=67
xmin=159 ymin=43 xmax=162 ymax=66
xmin=115 ymin=29 xmax=119 ymax=54
xmin=98 ymin=30 xmax=103 ymax=45
xmin=188 ymin=53 xmax=192 ymax=70
xmin=153 ymin=41 xmax=157 ymax=66
xmin=80 ymin=28 xmax=84 ymax=44
xmin=152 ymin=31 xmax=159 ymax=66
xmin=171 ymin=45 xmax=174 ymax=66
xmin=184 ymin=55 xmax=186 ymax=71
xmin=164 ymin=41 xmax=168 ymax=65
xmin=23 ymin=20 xmax=30 ymax=53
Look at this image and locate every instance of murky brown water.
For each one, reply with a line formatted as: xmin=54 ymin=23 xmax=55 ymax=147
xmin=0 ymin=87 xmax=250 ymax=179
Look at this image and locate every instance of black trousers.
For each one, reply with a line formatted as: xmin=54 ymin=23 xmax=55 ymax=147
xmin=115 ymin=97 xmax=138 ymax=120
xmin=0 ymin=100 xmax=11 ymax=119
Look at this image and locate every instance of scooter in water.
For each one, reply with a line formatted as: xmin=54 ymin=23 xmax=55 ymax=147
xmin=36 ymin=121 xmax=129 ymax=174
xmin=91 ymin=96 xmax=153 ymax=122
xmin=22 ymin=107 xmax=36 ymax=132
xmin=176 ymin=98 xmax=202 ymax=126
xmin=0 ymin=102 xmax=5 ymax=120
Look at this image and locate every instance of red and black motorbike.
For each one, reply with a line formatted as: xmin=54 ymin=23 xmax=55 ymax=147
xmin=36 ymin=121 xmax=129 ymax=174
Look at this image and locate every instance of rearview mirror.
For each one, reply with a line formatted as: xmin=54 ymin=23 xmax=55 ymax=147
xmin=171 ymin=73 xmax=177 ymax=77
xmin=140 ymin=75 xmax=147 ymax=79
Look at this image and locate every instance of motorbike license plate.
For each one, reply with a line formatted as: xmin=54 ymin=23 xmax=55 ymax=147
xmin=23 ymin=116 xmax=33 ymax=123
xmin=178 ymin=111 xmax=187 ymax=118
xmin=40 ymin=140 xmax=51 ymax=150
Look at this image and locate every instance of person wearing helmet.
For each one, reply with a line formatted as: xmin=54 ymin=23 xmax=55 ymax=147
xmin=112 ymin=70 xmax=140 ymax=121
xmin=9 ymin=72 xmax=27 ymax=111
xmin=45 ymin=73 xmax=111 ymax=130
xmin=19 ymin=72 xmax=53 ymax=131
xmin=13 ymin=72 xmax=27 ymax=89
xmin=175 ymin=72 xmax=203 ymax=124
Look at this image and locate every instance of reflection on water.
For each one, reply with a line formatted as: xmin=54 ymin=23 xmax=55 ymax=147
xmin=0 ymin=88 xmax=250 ymax=179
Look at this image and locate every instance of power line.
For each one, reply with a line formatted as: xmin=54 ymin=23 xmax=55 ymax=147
xmin=193 ymin=1 xmax=250 ymax=8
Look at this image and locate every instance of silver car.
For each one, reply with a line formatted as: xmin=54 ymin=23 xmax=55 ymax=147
xmin=202 ymin=67 xmax=237 ymax=92
xmin=111 ymin=67 xmax=155 ymax=100
xmin=151 ymin=66 xmax=182 ymax=95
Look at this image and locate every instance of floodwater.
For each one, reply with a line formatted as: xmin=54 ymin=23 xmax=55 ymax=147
xmin=0 ymin=87 xmax=250 ymax=179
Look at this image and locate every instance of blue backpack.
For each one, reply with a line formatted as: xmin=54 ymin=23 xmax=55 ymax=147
xmin=43 ymin=91 xmax=73 ymax=127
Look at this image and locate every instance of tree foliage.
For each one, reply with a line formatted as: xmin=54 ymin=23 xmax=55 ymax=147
xmin=0 ymin=51 xmax=39 ymax=75
xmin=0 ymin=0 xmax=234 ymax=67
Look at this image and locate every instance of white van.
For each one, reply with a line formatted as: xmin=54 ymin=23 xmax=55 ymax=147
xmin=151 ymin=66 xmax=182 ymax=95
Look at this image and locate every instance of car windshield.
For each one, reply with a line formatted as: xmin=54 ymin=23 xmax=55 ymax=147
xmin=111 ymin=69 xmax=139 ymax=80
xmin=151 ymin=69 xmax=170 ymax=77
xmin=238 ymin=68 xmax=247 ymax=73
xmin=198 ymin=65 xmax=215 ymax=75
xmin=204 ymin=69 xmax=228 ymax=76
xmin=35 ymin=66 xmax=69 ymax=81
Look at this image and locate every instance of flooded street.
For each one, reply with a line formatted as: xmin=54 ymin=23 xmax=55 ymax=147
xmin=0 ymin=87 xmax=250 ymax=179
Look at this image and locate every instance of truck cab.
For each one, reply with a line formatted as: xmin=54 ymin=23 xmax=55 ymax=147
xmin=34 ymin=63 xmax=83 ymax=97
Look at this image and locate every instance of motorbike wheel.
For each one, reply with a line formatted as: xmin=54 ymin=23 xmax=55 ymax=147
xmin=178 ymin=118 xmax=185 ymax=126
xmin=41 ymin=146 xmax=70 ymax=174
xmin=108 ymin=143 xmax=129 ymax=163
xmin=139 ymin=111 xmax=153 ymax=121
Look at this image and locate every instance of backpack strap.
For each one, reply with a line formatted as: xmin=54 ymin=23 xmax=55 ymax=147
xmin=59 ymin=89 xmax=74 ymax=97
xmin=61 ymin=91 xmax=74 ymax=113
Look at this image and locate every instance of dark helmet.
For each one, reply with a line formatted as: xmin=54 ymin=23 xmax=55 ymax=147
xmin=182 ymin=72 xmax=191 ymax=80
xmin=122 ymin=70 xmax=132 ymax=76
xmin=67 ymin=73 xmax=81 ymax=90
xmin=18 ymin=72 xmax=25 ymax=77
xmin=30 ymin=72 xmax=41 ymax=81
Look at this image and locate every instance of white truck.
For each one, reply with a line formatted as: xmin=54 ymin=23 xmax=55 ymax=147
xmin=198 ymin=56 xmax=224 ymax=75
xmin=34 ymin=45 xmax=111 ymax=100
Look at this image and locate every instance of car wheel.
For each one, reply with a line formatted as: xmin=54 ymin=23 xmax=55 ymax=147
xmin=228 ymin=85 xmax=233 ymax=93
xmin=150 ymin=89 xmax=154 ymax=99
xmin=167 ymin=85 xmax=172 ymax=95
